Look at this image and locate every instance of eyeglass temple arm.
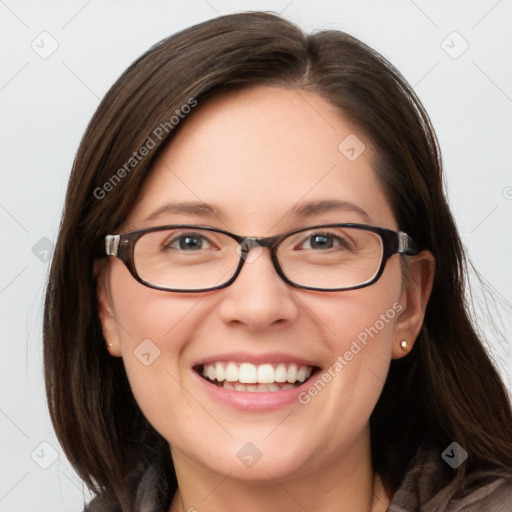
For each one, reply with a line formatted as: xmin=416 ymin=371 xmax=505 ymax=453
xmin=105 ymin=235 xmax=121 ymax=257
xmin=397 ymin=231 xmax=418 ymax=255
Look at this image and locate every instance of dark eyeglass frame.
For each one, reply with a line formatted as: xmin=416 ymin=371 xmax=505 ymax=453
xmin=104 ymin=223 xmax=418 ymax=293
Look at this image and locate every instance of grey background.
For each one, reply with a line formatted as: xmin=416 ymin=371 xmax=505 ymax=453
xmin=1 ymin=0 xmax=511 ymax=510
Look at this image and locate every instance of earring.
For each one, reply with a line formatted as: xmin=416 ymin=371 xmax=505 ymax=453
xmin=400 ymin=340 xmax=408 ymax=351
xmin=107 ymin=343 xmax=113 ymax=348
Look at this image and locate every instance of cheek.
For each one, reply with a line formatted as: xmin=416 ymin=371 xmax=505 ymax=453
xmin=108 ymin=259 xmax=206 ymax=350
xmin=312 ymin=294 xmax=398 ymax=405
xmin=300 ymin=262 xmax=403 ymax=421
xmin=322 ymin=294 xmax=400 ymax=364
xmin=106 ymin=263 xmax=211 ymax=428
xmin=315 ymin=263 xmax=402 ymax=361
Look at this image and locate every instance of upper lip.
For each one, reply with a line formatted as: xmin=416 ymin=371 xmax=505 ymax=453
xmin=192 ymin=352 xmax=320 ymax=368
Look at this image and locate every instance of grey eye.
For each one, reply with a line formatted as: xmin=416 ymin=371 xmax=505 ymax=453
xmin=300 ymin=233 xmax=349 ymax=250
xmin=164 ymin=233 xmax=213 ymax=251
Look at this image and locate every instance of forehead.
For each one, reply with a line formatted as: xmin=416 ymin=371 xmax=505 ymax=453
xmin=125 ymin=86 xmax=396 ymax=233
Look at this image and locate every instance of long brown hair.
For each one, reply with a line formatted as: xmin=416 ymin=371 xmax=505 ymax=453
xmin=44 ymin=11 xmax=512 ymax=509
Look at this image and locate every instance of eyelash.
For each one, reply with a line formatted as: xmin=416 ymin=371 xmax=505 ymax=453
xmin=163 ymin=233 xmax=215 ymax=251
xmin=296 ymin=232 xmax=352 ymax=250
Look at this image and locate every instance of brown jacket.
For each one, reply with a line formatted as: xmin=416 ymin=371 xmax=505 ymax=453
xmin=85 ymin=446 xmax=512 ymax=511
xmin=388 ymin=447 xmax=512 ymax=511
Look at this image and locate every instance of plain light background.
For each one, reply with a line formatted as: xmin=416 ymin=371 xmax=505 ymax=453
xmin=1 ymin=1 xmax=511 ymax=510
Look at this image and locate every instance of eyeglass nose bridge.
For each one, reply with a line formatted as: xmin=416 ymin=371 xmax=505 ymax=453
xmin=236 ymin=236 xmax=278 ymax=267
xmin=232 ymin=235 xmax=289 ymax=290
xmin=237 ymin=230 xmax=285 ymax=252
xmin=236 ymin=233 xmax=284 ymax=261
xmin=238 ymin=237 xmax=263 ymax=253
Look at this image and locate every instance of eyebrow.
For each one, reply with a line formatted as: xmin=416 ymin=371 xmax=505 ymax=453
xmin=143 ymin=199 xmax=371 ymax=224
xmin=288 ymin=200 xmax=371 ymax=223
xmin=143 ymin=201 xmax=220 ymax=222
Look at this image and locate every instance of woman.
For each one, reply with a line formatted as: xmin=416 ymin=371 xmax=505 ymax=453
xmin=44 ymin=11 xmax=512 ymax=512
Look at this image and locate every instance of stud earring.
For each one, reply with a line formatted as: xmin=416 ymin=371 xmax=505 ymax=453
xmin=107 ymin=343 xmax=113 ymax=348
xmin=400 ymin=340 xmax=408 ymax=351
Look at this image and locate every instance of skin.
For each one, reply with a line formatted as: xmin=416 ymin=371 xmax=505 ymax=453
xmin=97 ymin=86 xmax=435 ymax=512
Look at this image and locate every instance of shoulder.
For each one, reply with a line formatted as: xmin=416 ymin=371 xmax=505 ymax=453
xmin=443 ymin=472 xmax=512 ymax=511
xmin=84 ymin=461 xmax=172 ymax=512
xmin=388 ymin=446 xmax=512 ymax=512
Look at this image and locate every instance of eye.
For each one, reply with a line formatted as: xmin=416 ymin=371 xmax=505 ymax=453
xmin=164 ymin=232 xmax=214 ymax=251
xmin=299 ymin=232 xmax=351 ymax=251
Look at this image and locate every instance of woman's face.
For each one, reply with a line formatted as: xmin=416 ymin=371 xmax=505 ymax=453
xmin=99 ymin=86 xmax=422 ymax=482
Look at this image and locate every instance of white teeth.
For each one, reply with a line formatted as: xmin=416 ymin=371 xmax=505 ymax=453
xmin=275 ymin=363 xmax=287 ymax=382
xmin=257 ymin=364 xmax=275 ymax=384
xmin=297 ymin=366 xmax=308 ymax=382
xmin=286 ymin=364 xmax=297 ymax=383
xmin=207 ymin=365 xmax=216 ymax=381
xmin=239 ymin=363 xmax=257 ymax=384
xmin=215 ymin=362 xmax=225 ymax=382
xmin=225 ymin=362 xmax=238 ymax=382
xmin=201 ymin=361 xmax=314 ymax=390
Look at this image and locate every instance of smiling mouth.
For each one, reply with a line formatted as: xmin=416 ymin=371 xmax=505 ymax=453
xmin=195 ymin=362 xmax=317 ymax=392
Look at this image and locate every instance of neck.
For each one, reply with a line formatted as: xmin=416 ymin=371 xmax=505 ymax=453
xmin=168 ymin=427 xmax=390 ymax=512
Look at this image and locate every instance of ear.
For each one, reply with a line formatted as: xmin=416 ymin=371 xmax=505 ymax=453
xmin=392 ymin=250 xmax=435 ymax=359
xmin=95 ymin=259 xmax=122 ymax=357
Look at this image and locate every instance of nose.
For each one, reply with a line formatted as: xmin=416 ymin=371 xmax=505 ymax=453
xmin=217 ymin=247 xmax=300 ymax=332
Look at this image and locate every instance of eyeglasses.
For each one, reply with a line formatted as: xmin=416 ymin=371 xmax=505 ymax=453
xmin=104 ymin=223 xmax=418 ymax=293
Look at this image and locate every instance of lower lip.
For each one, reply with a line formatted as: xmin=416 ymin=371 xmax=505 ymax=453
xmin=193 ymin=370 xmax=318 ymax=411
